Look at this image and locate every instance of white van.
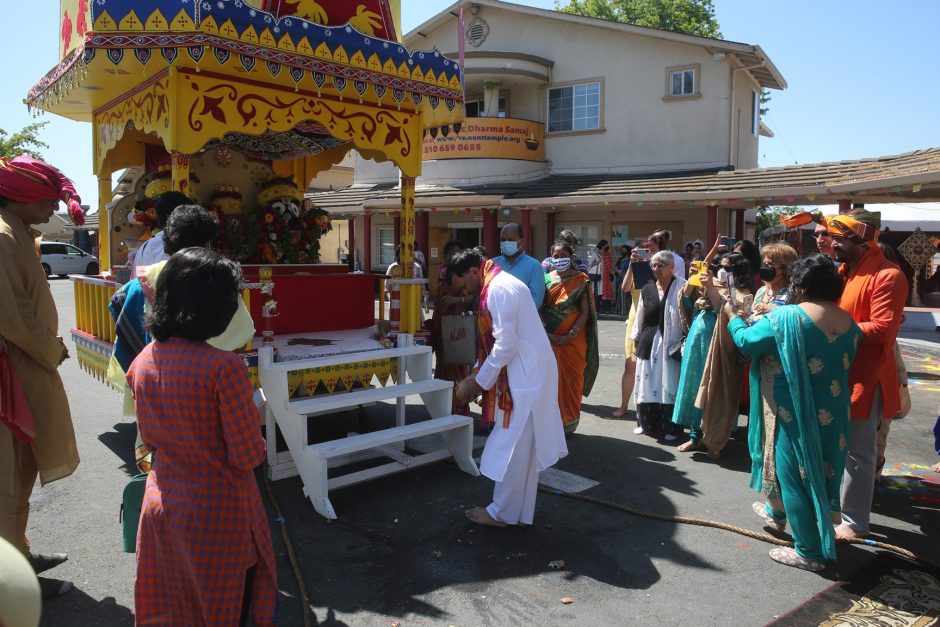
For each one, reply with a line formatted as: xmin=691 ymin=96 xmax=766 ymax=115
xmin=39 ymin=242 xmax=99 ymax=278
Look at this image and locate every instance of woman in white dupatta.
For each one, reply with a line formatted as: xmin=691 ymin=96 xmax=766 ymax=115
xmin=630 ymin=251 xmax=686 ymax=440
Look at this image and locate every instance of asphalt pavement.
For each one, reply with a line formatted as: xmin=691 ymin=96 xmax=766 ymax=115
xmin=31 ymin=279 xmax=940 ymax=626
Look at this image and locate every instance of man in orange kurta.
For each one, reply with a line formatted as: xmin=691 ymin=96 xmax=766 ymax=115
xmin=0 ymin=156 xmax=83 ymax=598
xmin=828 ymin=212 xmax=908 ymax=540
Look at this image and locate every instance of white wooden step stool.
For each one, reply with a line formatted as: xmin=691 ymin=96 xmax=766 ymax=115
xmin=258 ymin=334 xmax=480 ymax=519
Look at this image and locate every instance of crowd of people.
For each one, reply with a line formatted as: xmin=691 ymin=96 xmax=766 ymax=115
xmin=608 ymin=212 xmax=914 ymax=571
xmin=2 ymin=154 xmax=939 ymax=624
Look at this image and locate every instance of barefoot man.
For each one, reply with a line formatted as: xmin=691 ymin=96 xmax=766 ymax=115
xmin=449 ymin=249 xmax=568 ymax=527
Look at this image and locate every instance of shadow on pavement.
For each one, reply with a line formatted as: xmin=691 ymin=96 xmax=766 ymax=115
xmin=97 ymin=422 xmax=139 ymax=477
xmin=41 ymin=590 xmax=134 ymax=626
xmin=581 ymin=402 xmax=631 ymax=421
xmin=264 ymin=429 xmax=719 ymax=624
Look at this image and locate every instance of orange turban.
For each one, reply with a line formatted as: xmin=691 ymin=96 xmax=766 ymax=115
xmin=827 ymin=214 xmax=879 ymax=244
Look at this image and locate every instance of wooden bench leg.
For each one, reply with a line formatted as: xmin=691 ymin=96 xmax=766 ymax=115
xmin=303 ymin=453 xmax=337 ymax=520
xmin=441 ymin=423 xmax=480 ymax=477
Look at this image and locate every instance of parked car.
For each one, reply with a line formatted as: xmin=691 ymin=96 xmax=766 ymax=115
xmin=39 ymin=242 xmax=99 ymax=278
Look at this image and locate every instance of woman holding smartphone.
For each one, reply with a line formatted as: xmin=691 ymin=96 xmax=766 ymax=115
xmin=613 ymin=234 xmax=661 ymax=418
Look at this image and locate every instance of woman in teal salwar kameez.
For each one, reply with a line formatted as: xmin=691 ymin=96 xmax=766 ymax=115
xmin=671 ymin=281 xmax=718 ymax=449
xmin=727 ymin=255 xmax=860 ymax=572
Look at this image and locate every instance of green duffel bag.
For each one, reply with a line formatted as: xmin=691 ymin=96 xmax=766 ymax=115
xmin=119 ymin=473 xmax=148 ymax=553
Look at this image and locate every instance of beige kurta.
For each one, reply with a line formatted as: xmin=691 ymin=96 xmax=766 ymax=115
xmin=0 ymin=208 xmax=79 ymax=486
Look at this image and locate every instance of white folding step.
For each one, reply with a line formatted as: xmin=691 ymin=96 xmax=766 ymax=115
xmin=286 ymin=379 xmax=453 ymax=416
xmin=257 ymin=338 xmax=479 ymax=520
xmin=302 ymin=414 xmax=479 ymax=519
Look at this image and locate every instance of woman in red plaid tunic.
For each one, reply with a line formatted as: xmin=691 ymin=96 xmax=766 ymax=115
xmin=128 ymin=248 xmax=277 ymax=625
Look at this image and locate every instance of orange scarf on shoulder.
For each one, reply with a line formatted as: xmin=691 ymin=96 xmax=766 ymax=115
xmin=474 ymin=259 xmax=513 ymax=430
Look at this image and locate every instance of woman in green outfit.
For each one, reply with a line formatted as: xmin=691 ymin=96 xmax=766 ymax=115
xmin=726 ymin=255 xmax=860 ymax=572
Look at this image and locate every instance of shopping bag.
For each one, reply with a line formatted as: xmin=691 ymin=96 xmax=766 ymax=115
xmin=119 ymin=473 xmax=148 ymax=553
xmin=441 ymin=313 xmax=477 ymax=365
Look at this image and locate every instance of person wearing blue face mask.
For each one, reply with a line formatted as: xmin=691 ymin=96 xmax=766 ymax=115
xmin=492 ymin=223 xmax=545 ymax=308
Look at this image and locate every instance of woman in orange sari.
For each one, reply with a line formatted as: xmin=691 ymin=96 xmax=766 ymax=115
xmin=542 ymin=240 xmax=599 ymax=434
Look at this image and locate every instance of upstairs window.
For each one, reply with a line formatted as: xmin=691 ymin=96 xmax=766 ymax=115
xmin=665 ymin=64 xmax=700 ymax=99
xmin=751 ymin=90 xmax=760 ymax=136
xmin=548 ymin=81 xmax=601 ymax=132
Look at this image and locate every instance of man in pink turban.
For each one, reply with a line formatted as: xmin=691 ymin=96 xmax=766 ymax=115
xmin=0 ymin=155 xmax=81 ymax=598
xmin=0 ymin=155 xmax=84 ymax=226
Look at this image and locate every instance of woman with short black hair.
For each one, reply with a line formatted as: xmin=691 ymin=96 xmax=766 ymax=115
xmin=728 ymin=254 xmax=859 ymax=572
xmin=161 ymin=204 xmax=219 ymax=255
xmin=128 ymin=248 xmax=278 ymax=625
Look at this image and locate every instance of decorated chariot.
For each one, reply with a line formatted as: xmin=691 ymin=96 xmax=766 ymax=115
xmin=28 ymin=0 xmax=478 ymax=518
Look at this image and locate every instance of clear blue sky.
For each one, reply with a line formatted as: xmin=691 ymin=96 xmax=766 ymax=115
xmin=3 ymin=0 xmax=938 ymax=211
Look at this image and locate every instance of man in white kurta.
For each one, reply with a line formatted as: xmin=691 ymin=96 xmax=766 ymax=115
xmin=451 ymin=251 xmax=568 ymax=527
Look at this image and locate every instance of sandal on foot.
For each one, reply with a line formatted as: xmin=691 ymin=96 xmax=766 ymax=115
xmin=677 ymin=440 xmax=703 ymax=452
xmin=768 ymin=547 xmax=823 ymax=572
xmin=633 ymin=427 xmax=645 ymax=435
xmin=39 ymin=577 xmax=74 ymax=599
xmin=752 ymin=501 xmax=787 ymax=533
xmin=29 ymin=552 xmax=68 ymax=575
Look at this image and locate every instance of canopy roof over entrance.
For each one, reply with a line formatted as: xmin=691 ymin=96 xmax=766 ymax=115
xmin=308 ymin=147 xmax=940 ymax=211
xmin=27 ymin=0 xmax=466 ymax=178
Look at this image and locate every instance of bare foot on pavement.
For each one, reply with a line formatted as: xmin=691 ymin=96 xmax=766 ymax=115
xmin=465 ymin=507 xmax=507 ymax=527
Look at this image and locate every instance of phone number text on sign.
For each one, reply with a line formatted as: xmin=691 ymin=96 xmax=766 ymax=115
xmin=421 ymin=117 xmax=545 ymax=162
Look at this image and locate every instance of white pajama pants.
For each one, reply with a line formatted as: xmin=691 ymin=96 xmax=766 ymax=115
xmin=486 ymin=416 xmax=539 ymax=525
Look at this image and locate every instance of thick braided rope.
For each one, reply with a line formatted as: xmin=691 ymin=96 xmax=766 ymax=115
xmin=538 ymin=486 xmax=938 ymax=572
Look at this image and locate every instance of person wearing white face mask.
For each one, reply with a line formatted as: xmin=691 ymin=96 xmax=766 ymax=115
xmin=542 ymin=240 xmax=599 ymax=434
xmin=492 ymin=223 xmax=545 ymax=308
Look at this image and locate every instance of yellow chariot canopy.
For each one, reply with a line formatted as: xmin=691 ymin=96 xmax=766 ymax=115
xmin=30 ymin=0 xmax=464 ymax=178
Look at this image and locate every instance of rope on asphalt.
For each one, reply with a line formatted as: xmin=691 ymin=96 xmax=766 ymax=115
xmin=538 ymin=485 xmax=940 ymax=572
xmin=263 ymin=463 xmax=314 ymax=627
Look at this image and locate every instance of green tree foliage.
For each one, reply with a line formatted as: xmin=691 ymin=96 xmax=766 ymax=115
xmin=755 ymin=205 xmax=794 ymax=235
xmin=0 ymin=122 xmax=49 ymax=160
xmin=556 ymin=0 xmax=721 ymax=38
xmin=759 ymin=88 xmax=771 ymax=117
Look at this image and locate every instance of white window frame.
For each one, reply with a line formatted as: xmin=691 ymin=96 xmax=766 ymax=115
xmin=751 ymin=90 xmax=760 ymax=137
xmin=554 ymin=223 xmax=602 ymax=251
xmin=546 ymin=79 xmax=603 ymax=134
xmin=376 ymin=226 xmax=396 ymax=269
xmin=664 ymin=64 xmax=700 ymax=99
